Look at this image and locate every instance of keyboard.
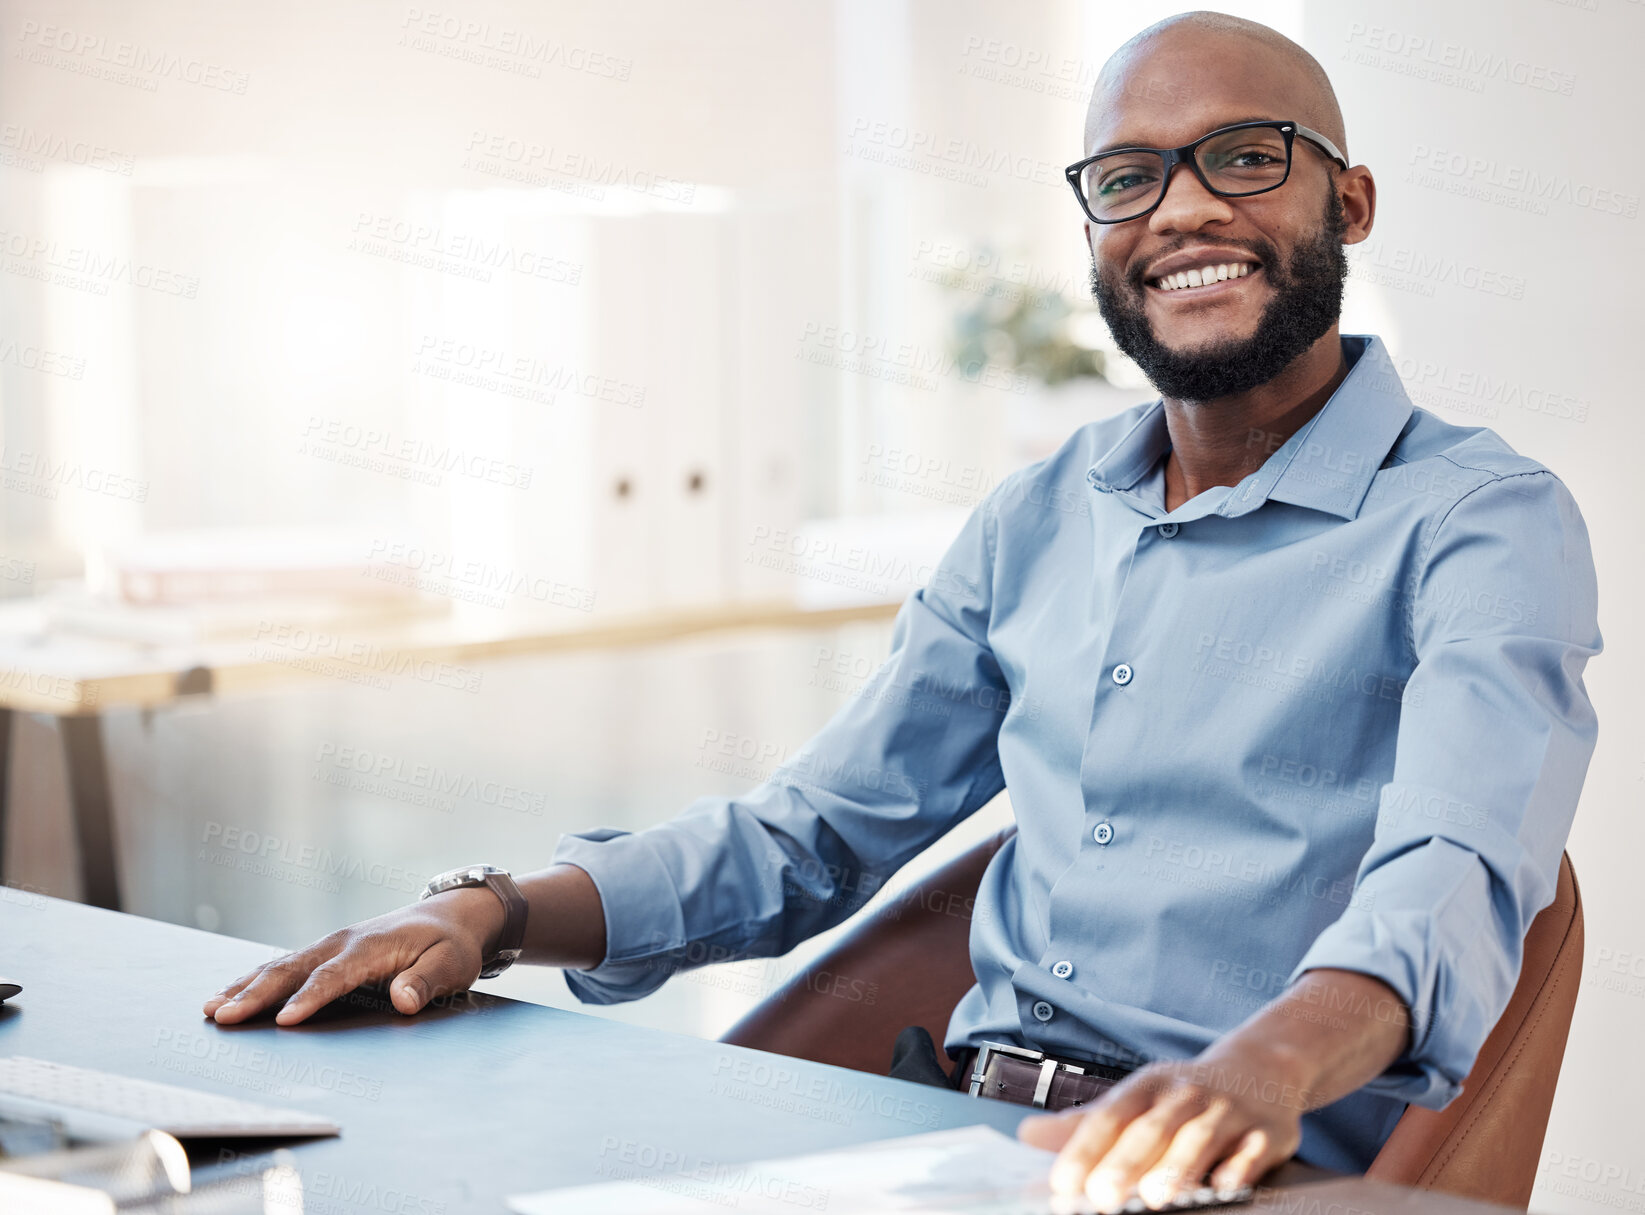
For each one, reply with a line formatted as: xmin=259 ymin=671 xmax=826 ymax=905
xmin=0 ymin=1056 xmax=340 ymax=1141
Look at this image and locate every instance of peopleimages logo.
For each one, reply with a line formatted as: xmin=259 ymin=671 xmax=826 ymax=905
xmin=1192 ymin=632 xmax=1415 ymax=707
xmin=1344 ymin=22 xmax=1576 ymax=96
xmin=1406 ymin=144 xmax=1639 ymax=218
xmin=348 ymin=212 xmax=584 ymax=285
xmin=0 ymin=123 xmax=134 ymax=174
xmin=707 ymin=1055 xmax=942 ymax=1131
xmin=300 ymin=416 xmax=533 ymax=491
xmin=411 ymin=335 xmax=646 ymax=407
xmin=13 ymin=21 xmax=252 ymax=93
xmin=396 ymin=8 xmax=633 ymax=81
xmin=845 ymin=117 xmax=1063 ymax=188
xmin=1346 ymin=239 xmax=1526 ymax=300
xmin=745 ymin=524 xmax=983 ymax=602
xmin=249 ymin=619 xmax=484 ymax=693
xmin=150 ymin=1029 xmax=382 ymax=1100
xmin=313 ymin=742 xmax=546 ymax=816
xmin=199 ymin=822 xmax=423 ymax=895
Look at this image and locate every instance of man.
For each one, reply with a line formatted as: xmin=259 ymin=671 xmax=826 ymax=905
xmin=204 ymin=11 xmax=1601 ymax=1209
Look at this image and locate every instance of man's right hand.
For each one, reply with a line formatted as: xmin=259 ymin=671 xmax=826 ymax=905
xmin=201 ymin=887 xmax=506 ymax=1026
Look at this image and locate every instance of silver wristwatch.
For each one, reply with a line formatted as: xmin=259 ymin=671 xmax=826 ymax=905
xmin=420 ymin=864 xmax=528 ymax=979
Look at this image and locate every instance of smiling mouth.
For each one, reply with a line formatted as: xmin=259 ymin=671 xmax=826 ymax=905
xmin=1146 ymin=261 xmax=1262 ymax=293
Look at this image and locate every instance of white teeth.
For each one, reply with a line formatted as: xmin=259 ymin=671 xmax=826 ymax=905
xmin=1154 ymin=262 xmax=1254 ymax=291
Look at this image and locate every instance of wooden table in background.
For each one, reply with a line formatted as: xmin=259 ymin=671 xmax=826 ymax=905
xmin=0 ymin=596 xmax=902 ymax=910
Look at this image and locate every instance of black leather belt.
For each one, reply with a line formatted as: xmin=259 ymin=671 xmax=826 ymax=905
xmin=961 ymin=1041 xmax=1134 ymax=1111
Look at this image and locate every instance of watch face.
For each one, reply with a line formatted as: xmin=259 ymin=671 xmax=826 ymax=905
xmin=420 ymin=866 xmax=516 ymax=929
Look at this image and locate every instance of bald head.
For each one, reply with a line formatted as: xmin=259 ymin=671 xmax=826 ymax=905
xmin=1085 ymin=11 xmax=1347 ymax=163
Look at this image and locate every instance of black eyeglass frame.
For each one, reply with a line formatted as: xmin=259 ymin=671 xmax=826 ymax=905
xmin=1064 ymin=120 xmax=1349 ymax=225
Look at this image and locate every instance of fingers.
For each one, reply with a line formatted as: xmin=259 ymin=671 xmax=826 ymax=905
xmin=1031 ymin=1054 xmax=1304 ymax=1210
xmin=1046 ymin=1082 xmax=1158 ymax=1200
xmin=200 ymin=904 xmax=481 ymax=1028
xmin=207 ymin=946 xmax=334 ymax=1025
xmin=201 ymin=967 xmax=266 ymax=1018
xmin=1137 ymin=1103 xmax=1243 ymax=1206
xmin=1210 ymin=1126 xmax=1297 ymax=1193
xmin=274 ymin=932 xmax=417 ymax=1025
xmin=389 ymin=938 xmax=479 ymax=1014
xmin=1074 ymin=1095 xmax=1206 ymax=1210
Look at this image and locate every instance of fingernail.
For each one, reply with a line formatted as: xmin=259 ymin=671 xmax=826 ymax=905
xmin=1139 ymin=1171 xmax=1175 ymax=1207
xmin=1049 ymin=1160 xmax=1084 ymax=1196
xmin=1087 ymin=1169 xmax=1124 ymax=1212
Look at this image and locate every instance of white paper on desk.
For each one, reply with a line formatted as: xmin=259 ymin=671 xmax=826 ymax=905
xmin=506 ymin=1124 xmax=1063 ymax=1214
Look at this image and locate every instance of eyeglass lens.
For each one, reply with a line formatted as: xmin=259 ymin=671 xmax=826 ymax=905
xmin=1079 ymin=126 xmax=1291 ymax=221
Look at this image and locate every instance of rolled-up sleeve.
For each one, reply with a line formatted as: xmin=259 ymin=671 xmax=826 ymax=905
xmin=552 ymin=486 xmax=1015 ymax=1004
xmin=1288 ymin=469 xmax=1601 ymax=1108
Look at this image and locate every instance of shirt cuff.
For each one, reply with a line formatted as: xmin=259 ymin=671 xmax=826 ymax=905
xmin=1285 ymin=841 xmax=1504 ymax=1110
xmin=550 ymin=828 xmax=688 ymax=1005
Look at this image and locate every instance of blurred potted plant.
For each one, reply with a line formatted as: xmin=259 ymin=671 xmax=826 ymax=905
xmin=938 ymin=242 xmax=1149 ymax=457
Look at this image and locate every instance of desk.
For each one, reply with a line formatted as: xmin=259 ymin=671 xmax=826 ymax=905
xmin=0 ymin=596 xmax=901 ymax=910
xmin=1 ymin=896 xmax=1528 ymax=1215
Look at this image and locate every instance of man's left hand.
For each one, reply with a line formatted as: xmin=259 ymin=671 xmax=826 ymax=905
xmin=1018 ymin=969 xmax=1411 ymax=1211
xmin=1018 ymin=1043 xmax=1309 ymax=1210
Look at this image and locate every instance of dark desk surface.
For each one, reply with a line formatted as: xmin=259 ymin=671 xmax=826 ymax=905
xmin=1 ymin=894 xmax=1524 ymax=1215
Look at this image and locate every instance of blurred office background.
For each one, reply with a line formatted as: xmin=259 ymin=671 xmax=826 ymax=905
xmin=1 ymin=1 xmax=1639 ymax=1207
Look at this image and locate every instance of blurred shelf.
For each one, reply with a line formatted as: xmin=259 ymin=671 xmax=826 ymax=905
xmin=0 ymin=592 xmax=904 ymax=716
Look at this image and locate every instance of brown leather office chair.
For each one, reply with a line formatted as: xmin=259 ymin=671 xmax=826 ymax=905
xmin=723 ymin=828 xmax=1584 ymax=1210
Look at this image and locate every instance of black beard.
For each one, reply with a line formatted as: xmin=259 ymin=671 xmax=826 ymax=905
xmin=1089 ymin=189 xmax=1349 ymax=403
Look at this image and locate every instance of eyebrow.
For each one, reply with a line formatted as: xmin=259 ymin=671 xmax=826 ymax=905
xmin=1090 ymin=115 xmax=1283 ymax=157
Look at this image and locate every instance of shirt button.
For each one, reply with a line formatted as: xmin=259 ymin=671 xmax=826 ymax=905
xmin=1093 ymin=821 xmax=1114 ymax=846
xmin=1052 ymin=960 xmax=1075 ymax=980
xmin=1111 ymin=663 xmax=1133 ymax=686
xmin=1157 ymin=522 xmax=1179 ymax=538
xmin=1032 ymin=1000 xmax=1055 ymax=1022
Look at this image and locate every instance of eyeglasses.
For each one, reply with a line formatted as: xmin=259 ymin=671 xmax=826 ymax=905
xmin=1064 ymin=120 xmax=1349 ymax=225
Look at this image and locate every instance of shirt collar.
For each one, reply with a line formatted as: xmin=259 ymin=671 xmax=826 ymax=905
xmin=1086 ymin=334 xmax=1415 ymax=522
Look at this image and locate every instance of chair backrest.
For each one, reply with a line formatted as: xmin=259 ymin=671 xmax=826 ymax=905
xmin=722 ymin=828 xmax=1013 ymax=1076
xmin=1364 ymin=851 xmax=1583 ymax=1207
xmin=722 ymin=833 xmax=1584 ymax=1210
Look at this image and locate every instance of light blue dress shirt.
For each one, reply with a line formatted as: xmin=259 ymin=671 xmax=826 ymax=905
xmin=552 ymin=334 xmax=1601 ymax=1173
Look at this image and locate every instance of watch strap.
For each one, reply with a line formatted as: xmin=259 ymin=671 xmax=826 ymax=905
xmin=477 ymin=869 xmax=527 ymax=978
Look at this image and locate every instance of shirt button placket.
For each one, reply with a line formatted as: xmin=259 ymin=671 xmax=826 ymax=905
xmin=1095 ymin=664 xmax=1131 ymax=846
xmin=1032 ymin=1000 xmax=1055 ymax=1022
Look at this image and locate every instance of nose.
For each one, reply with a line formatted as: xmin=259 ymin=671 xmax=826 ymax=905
xmin=1146 ymin=160 xmax=1235 ymax=235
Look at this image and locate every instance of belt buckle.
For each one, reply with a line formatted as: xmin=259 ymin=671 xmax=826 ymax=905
xmin=967 ymin=1041 xmax=1086 ymax=1108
